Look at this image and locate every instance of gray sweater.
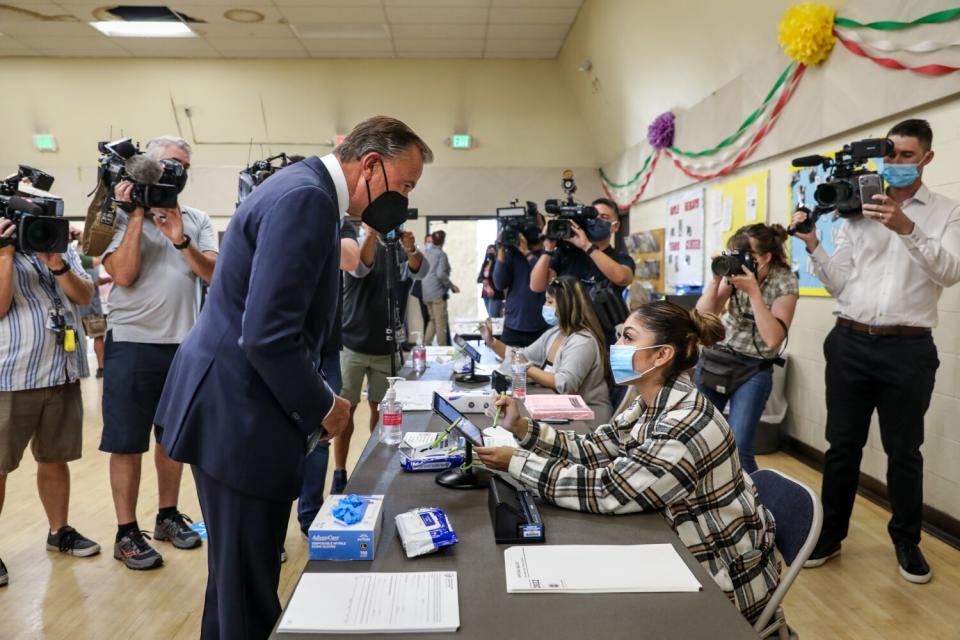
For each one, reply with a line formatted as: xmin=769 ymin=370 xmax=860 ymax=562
xmin=523 ymin=327 xmax=612 ymax=425
xmin=421 ymin=245 xmax=452 ymax=302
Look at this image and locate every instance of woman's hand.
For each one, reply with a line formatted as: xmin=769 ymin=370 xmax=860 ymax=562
xmin=487 ymin=393 xmax=528 ymax=439
xmin=479 ymin=318 xmax=494 ymax=346
xmin=473 ymin=446 xmax=515 ymax=472
xmin=729 ymin=264 xmax=760 ymax=297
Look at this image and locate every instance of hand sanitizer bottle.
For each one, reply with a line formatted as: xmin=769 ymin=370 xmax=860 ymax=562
xmin=380 ymin=377 xmax=405 ymax=445
xmin=411 ymin=331 xmax=427 ymax=375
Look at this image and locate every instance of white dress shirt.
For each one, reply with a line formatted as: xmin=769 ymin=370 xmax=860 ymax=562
xmin=808 ymin=183 xmax=960 ymax=327
xmin=319 ymin=153 xmax=349 ymax=218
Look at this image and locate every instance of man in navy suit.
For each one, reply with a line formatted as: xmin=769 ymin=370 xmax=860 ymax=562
xmin=154 ymin=116 xmax=433 ymax=640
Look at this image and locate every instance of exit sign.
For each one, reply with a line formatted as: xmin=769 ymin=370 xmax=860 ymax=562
xmin=33 ymin=133 xmax=58 ymax=152
xmin=450 ymin=134 xmax=472 ymax=149
xmin=334 ymin=134 xmax=346 ymax=146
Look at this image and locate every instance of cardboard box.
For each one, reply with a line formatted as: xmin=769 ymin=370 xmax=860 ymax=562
xmin=308 ymin=495 xmax=384 ymax=561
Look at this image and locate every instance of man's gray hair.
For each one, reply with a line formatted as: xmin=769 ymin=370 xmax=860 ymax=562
xmin=145 ymin=135 xmax=192 ymax=160
xmin=334 ymin=116 xmax=433 ymax=164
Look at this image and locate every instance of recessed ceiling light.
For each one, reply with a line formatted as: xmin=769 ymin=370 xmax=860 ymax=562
xmin=291 ymin=23 xmax=389 ymax=39
xmin=224 ymin=9 xmax=264 ymax=23
xmin=90 ymin=21 xmax=196 ymax=38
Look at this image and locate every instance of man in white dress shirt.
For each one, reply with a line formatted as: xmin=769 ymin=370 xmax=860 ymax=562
xmin=792 ymin=119 xmax=960 ymax=584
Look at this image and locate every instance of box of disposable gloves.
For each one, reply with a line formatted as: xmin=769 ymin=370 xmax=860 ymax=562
xmin=308 ymin=494 xmax=384 ymax=561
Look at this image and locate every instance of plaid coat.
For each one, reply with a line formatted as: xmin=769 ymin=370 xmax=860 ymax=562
xmin=507 ymin=374 xmax=781 ymax=622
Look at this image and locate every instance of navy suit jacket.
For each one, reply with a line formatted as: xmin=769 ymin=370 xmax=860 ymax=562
xmin=155 ymin=156 xmax=341 ymax=501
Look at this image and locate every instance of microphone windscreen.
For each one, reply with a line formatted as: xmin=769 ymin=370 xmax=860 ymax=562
xmin=7 ymin=196 xmax=43 ymax=216
xmin=125 ymin=154 xmax=163 ymax=184
xmin=791 ymin=155 xmax=827 ymax=168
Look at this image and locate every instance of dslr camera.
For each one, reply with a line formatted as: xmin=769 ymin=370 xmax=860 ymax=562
xmin=711 ymin=250 xmax=757 ymax=278
xmin=496 ymin=200 xmax=541 ymax=248
xmin=237 ymin=152 xmax=292 ymax=207
xmin=0 ymin=165 xmax=69 ymax=254
xmin=97 ymin=138 xmax=187 ymax=211
xmin=789 ymin=138 xmax=893 ymax=235
xmin=543 ymin=170 xmax=608 ymax=242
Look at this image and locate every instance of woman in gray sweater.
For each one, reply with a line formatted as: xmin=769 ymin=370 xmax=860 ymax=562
xmin=482 ymin=276 xmax=613 ymax=424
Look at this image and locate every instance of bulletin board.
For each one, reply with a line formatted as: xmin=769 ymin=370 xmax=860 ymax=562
xmin=664 ymin=188 xmax=705 ymax=292
xmin=625 ymin=228 xmax=665 ymax=294
xmin=787 ymin=153 xmax=880 ymax=297
xmin=707 ymin=169 xmax=769 ymax=252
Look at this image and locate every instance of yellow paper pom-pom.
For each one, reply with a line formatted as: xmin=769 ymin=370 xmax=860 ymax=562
xmin=778 ymin=2 xmax=836 ymax=66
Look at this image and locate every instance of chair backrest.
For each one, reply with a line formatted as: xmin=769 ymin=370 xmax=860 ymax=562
xmin=749 ymin=468 xmax=823 ymax=636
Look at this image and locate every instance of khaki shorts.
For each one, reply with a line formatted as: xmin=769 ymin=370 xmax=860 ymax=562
xmin=0 ymin=382 xmax=83 ymax=473
xmin=340 ymin=347 xmax=401 ymax=406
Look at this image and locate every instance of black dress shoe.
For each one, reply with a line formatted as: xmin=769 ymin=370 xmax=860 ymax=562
xmin=895 ymin=543 xmax=931 ymax=584
xmin=803 ymin=538 xmax=841 ymax=568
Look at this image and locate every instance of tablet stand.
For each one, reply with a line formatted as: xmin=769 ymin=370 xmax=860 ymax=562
xmin=453 ymin=357 xmax=490 ymax=384
xmin=435 ymin=441 xmax=489 ymax=489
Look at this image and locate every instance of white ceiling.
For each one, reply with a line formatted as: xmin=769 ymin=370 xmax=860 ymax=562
xmin=0 ymin=0 xmax=584 ymax=59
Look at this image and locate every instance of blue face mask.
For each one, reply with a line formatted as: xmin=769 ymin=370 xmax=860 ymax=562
xmin=541 ymin=305 xmax=559 ymax=327
xmin=585 ymin=218 xmax=612 ymax=241
xmin=880 ymin=163 xmax=919 ymax=188
xmin=609 ymin=344 xmax=665 ymax=385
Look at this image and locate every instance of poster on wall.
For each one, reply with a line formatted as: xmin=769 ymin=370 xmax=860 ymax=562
xmin=787 ymin=155 xmax=878 ymax=298
xmin=665 ymin=187 xmax=704 ymax=292
xmin=706 ymin=169 xmax=769 ymax=284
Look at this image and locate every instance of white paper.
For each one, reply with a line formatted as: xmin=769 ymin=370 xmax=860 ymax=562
xmin=745 ymin=183 xmax=758 ymax=221
xmin=504 ymin=544 xmax=701 ymax=594
xmin=393 ymin=380 xmax=453 ymax=411
xmin=721 ymin=196 xmax=733 ymax=231
xmin=664 ymin=188 xmax=706 ymax=291
xmin=279 ymin=572 xmax=460 ymax=634
xmin=482 ymin=426 xmax=519 ymax=448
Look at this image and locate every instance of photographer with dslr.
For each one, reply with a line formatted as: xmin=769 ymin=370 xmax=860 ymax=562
xmin=1 ymin=202 xmax=100 ymax=587
xmin=100 ymin=135 xmax=217 ymax=571
xmin=331 ymin=223 xmax=427 ymax=494
xmin=489 ymin=222 xmax=548 ymax=348
xmin=530 ymin=197 xmax=635 ymax=343
xmin=792 ymin=119 xmax=960 ymax=583
xmin=694 ymin=223 xmax=797 ymax=474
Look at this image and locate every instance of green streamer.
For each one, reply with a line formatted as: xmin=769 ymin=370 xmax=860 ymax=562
xmin=834 ymin=8 xmax=960 ymax=30
xmin=599 ymin=152 xmax=653 ymax=189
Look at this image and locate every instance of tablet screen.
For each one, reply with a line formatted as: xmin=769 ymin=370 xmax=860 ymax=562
xmin=432 ymin=393 xmax=484 ymax=446
xmin=453 ymin=335 xmax=481 ymax=362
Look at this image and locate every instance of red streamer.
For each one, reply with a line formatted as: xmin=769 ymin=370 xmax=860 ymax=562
xmin=834 ymin=29 xmax=960 ymax=75
xmin=602 ymin=150 xmax=661 ymax=210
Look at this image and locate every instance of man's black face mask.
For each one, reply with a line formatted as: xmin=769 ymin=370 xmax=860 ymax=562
xmin=361 ymin=160 xmax=407 ymax=235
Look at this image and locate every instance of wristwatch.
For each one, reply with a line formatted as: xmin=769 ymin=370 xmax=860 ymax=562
xmin=586 ymin=243 xmax=599 ymax=256
xmin=173 ymin=234 xmax=191 ymax=250
xmin=50 ymin=262 xmax=71 ymax=276
xmin=543 ymin=249 xmax=556 ymax=256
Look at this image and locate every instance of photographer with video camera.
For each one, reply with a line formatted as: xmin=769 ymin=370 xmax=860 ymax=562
xmin=331 ymin=222 xmax=428 ymax=494
xmin=489 ymin=211 xmax=548 ymax=348
xmin=694 ymin=223 xmax=798 ymax=474
xmin=1 ymin=170 xmax=100 ymax=586
xmin=99 ymin=135 xmax=217 ymax=571
xmin=530 ymin=191 xmax=635 ymax=344
xmin=792 ymin=119 xmax=960 ymax=583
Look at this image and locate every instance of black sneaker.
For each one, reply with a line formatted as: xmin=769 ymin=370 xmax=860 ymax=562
xmin=803 ymin=538 xmax=841 ymax=568
xmin=46 ymin=526 xmax=101 ymax=557
xmin=114 ymin=530 xmax=163 ymax=570
xmin=331 ymin=469 xmax=348 ymax=494
xmin=0 ymin=558 xmax=7 ymax=587
xmin=895 ymin=543 xmax=931 ymax=584
xmin=154 ymin=511 xmax=202 ymax=549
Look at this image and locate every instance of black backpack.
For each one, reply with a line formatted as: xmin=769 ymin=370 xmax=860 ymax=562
xmin=587 ymin=279 xmax=629 ymax=344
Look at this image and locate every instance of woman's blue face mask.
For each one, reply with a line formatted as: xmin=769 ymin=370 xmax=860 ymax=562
xmin=609 ymin=344 xmax=665 ymax=385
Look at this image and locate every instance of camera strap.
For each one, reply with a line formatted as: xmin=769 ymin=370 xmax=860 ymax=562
xmin=29 ymin=258 xmax=76 ymax=351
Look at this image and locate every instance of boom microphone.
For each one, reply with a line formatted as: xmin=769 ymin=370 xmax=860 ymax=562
xmin=124 ymin=154 xmax=164 ymax=185
xmin=7 ymin=196 xmax=43 ymax=216
xmin=791 ymin=155 xmax=828 ymax=168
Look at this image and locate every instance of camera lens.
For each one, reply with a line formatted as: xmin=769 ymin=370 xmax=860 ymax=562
xmin=815 ymin=181 xmax=853 ymax=208
xmin=25 ymin=219 xmax=55 ymax=250
xmin=711 ymin=255 xmax=734 ymax=277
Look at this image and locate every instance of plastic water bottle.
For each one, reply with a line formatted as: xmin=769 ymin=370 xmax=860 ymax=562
xmin=511 ymin=350 xmax=527 ymax=400
xmin=380 ymin=377 xmax=404 ymax=445
xmin=411 ymin=331 xmax=427 ymax=375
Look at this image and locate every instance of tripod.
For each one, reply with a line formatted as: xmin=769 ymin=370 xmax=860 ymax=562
xmin=383 ymin=239 xmax=405 ymax=376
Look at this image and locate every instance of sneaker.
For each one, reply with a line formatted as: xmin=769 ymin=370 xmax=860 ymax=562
xmin=803 ymin=538 xmax=841 ymax=568
xmin=281 ymin=547 xmax=287 ymax=564
xmin=46 ymin=526 xmax=101 ymax=557
xmin=331 ymin=469 xmax=348 ymax=494
xmin=114 ymin=530 xmax=163 ymax=570
xmin=95 ymin=368 xmax=104 ymax=379
xmin=154 ymin=511 xmax=202 ymax=550
xmin=0 ymin=558 xmax=7 ymax=587
xmin=895 ymin=543 xmax=931 ymax=584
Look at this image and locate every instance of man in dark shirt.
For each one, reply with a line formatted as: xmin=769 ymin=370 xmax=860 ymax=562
xmin=492 ymin=228 xmax=548 ymax=347
xmin=331 ymin=225 xmax=428 ymax=493
xmin=530 ymin=197 xmax=635 ymax=342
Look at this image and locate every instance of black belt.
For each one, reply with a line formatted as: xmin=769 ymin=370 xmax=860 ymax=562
xmin=836 ymin=318 xmax=931 ymax=336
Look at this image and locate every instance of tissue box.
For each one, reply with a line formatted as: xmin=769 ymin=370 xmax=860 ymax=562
xmin=441 ymin=389 xmax=492 ymax=413
xmin=308 ymin=494 xmax=384 ymax=561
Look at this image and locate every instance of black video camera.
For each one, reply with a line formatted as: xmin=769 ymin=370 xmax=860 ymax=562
xmin=543 ymin=170 xmax=605 ymax=241
xmin=237 ymin=153 xmax=293 ymax=207
xmin=97 ymin=138 xmax=186 ymax=212
xmin=0 ymin=166 xmax=69 ymax=254
xmin=497 ymin=200 xmax=541 ymax=247
xmin=711 ymin=250 xmax=757 ymax=278
xmin=789 ymin=138 xmax=892 ymax=235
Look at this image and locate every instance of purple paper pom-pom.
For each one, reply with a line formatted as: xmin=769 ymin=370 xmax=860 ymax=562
xmin=647 ymin=112 xmax=675 ymax=150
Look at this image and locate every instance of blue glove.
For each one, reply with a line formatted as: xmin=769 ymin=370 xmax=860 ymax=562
xmin=332 ymin=495 xmax=369 ymax=525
